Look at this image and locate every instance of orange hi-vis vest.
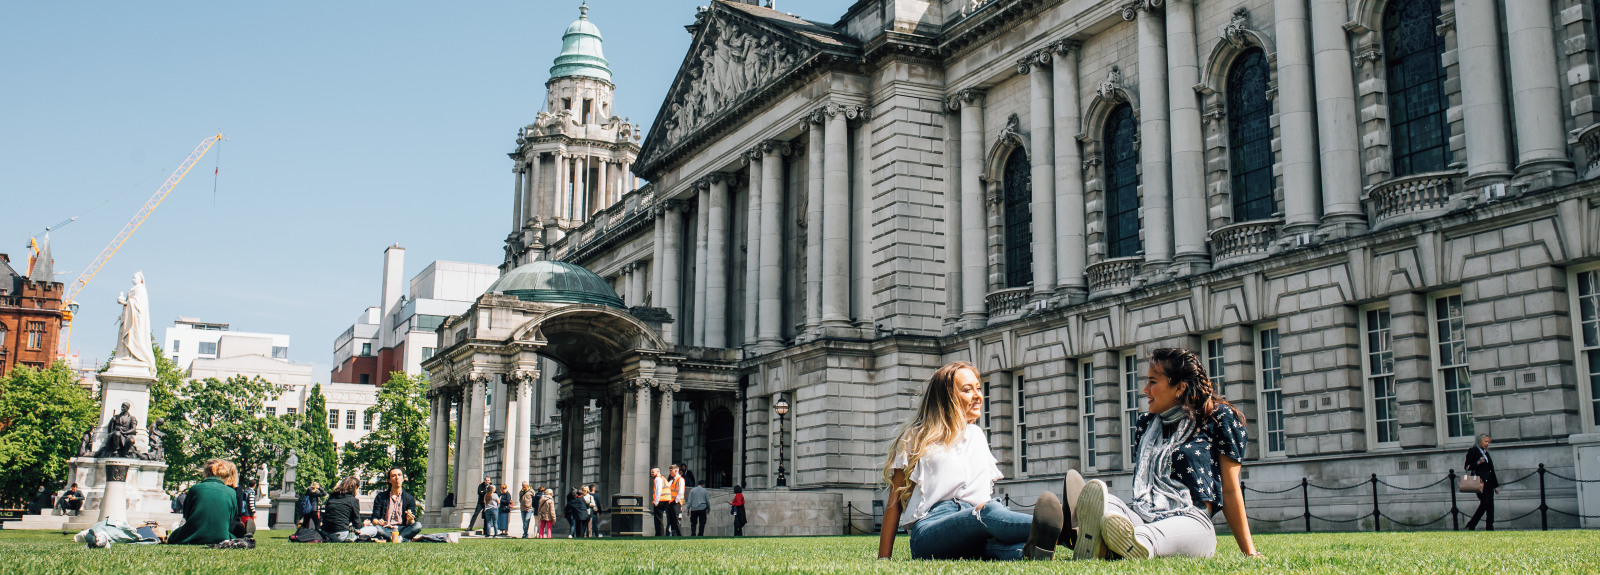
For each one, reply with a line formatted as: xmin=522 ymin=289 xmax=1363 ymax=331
xmin=660 ymin=475 xmax=683 ymax=503
xmin=655 ymin=476 xmax=671 ymax=503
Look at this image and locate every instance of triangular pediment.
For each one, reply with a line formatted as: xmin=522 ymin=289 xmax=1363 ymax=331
xmin=635 ymin=1 xmax=860 ymax=177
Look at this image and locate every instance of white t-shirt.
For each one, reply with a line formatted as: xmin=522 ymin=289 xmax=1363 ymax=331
xmin=890 ymin=424 xmax=1003 ymax=526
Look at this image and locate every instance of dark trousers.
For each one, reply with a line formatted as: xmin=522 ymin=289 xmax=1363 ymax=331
xmin=467 ymin=504 xmax=485 ymax=531
xmin=1466 ymin=489 xmax=1495 ymax=530
xmin=299 ymin=510 xmax=321 ymax=531
xmin=653 ymin=502 xmax=682 ymax=536
xmin=690 ymin=509 xmax=708 ymax=536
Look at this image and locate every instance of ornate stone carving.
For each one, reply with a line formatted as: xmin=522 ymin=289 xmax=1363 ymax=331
xmin=1354 ymin=45 xmax=1383 ymax=69
xmin=661 ymin=19 xmax=812 ymax=147
xmin=759 ymin=140 xmax=793 ymax=157
xmin=1121 ymin=0 xmax=1164 ymax=21
xmin=96 ymin=402 xmax=140 ymax=459
xmin=626 ymin=377 xmax=656 ymax=390
xmin=1049 ymin=39 xmax=1082 ymax=56
xmin=999 ymin=114 xmax=1026 ymax=151
xmin=946 ymin=88 xmax=986 ymax=111
xmin=658 ymin=380 xmax=682 ymax=393
xmin=1097 ymin=67 xmax=1128 ymax=104
xmin=141 ymin=419 xmax=166 ymax=462
xmin=1016 ymin=49 xmax=1051 ymax=74
xmin=1222 ymin=8 xmax=1251 ymax=48
xmin=105 ymin=464 xmax=129 ymax=483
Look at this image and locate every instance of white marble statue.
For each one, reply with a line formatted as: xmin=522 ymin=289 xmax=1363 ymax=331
xmin=282 ymin=449 xmax=299 ymax=492
xmin=113 ymin=272 xmax=155 ymax=375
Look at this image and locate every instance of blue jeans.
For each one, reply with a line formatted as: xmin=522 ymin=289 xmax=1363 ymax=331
xmin=522 ymin=510 xmax=534 ymax=537
xmin=484 ymin=508 xmax=499 ymax=536
xmin=908 ymin=499 xmax=1032 ymax=560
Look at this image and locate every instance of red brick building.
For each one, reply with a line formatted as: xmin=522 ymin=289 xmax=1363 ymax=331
xmin=0 ymin=254 xmax=65 ymax=375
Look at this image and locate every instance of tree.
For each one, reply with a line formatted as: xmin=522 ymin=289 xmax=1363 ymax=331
xmin=297 ymin=384 xmax=338 ymax=492
xmin=0 ymin=362 xmax=99 ymax=506
xmin=163 ymin=374 xmax=309 ymax=490
xmin=342 ymin=372 xmax=430 ymax=495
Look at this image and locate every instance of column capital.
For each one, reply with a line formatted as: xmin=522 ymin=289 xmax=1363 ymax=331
xmin=1016 ymin=50 xmax=1052 ymax=74
xmin=1120 ymin=0 xmax=1163 ymax=21
xmin=759 ymin=140 xmax=794 ymax=157
xmin=742 ymin=147 xmax=763 ymax=164
xmin=1048 ymin=38 xmax=1082 ymax=56
xmin=818 ymin=102 xmax=869 ymax=123
xmin=625 ymin=377 xmax=655 ymax=390
xmin=946 ymin=88 xmax=987 ymax=111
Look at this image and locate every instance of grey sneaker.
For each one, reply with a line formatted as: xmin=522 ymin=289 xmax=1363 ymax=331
xmin=1064 ymin=470 xmax=1085 ymax=548
xmin=1074 ymin=479 xmax=1109 ymax=560
xmin=1022 ymin=491 xmax=1064 ymax=560
xmin=1101 ymin=513 xmax=1150 ymax=559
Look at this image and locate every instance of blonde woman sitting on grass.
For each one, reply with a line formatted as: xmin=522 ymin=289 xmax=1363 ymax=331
xmin=878 ymin=361 xmax=1065 ymax=560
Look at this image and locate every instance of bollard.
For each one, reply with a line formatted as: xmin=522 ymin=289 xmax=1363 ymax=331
xmin=1370 ymin=474 xmax=1380 ymax=532
xmin=1449 ymin=469 xmax=1460 ymax=531
xmin=1538 ymin=464 xmax=1548 ymax=531
xmin=846 ymin=503 xmax=853 ymax=535
xmin=1302 ymin=478 xmax=1311 ymax=533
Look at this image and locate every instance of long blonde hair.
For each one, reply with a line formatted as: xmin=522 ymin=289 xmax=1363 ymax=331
xmin=883 ymin=361 xmax=978 ymax=508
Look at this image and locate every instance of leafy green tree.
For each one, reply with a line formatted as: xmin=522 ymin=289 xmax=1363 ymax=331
xmin=163 ymin=374 xmax=309 ymax=490
xmin=0 ymin=362 xmax=99 ymax=505
xmin=342 ymin=372 xmax=430 ymax=494
xmin=297 ymin=384 xmax=338 ymax=492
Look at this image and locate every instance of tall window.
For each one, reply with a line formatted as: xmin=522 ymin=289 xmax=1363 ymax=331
xmin=171 ymin=340 xmax=180 ymax=352
xmin=1384 ymin=0 xmax=1452 ymax=176
xmin=1258 ymin=326 xmax=1285 ymax=453
xmin=1122 ymin=353 xmax=1140 ymax=457
xmin=346 ymin=410 xmax=357 ymax=430
xmin=1227 ymin=48 xmax=1276 ymax=221
xmin=361 ymin=342 xmax=372 ymax=356
xmin=1003 ymin=150 xmax=1034 ymax=288
xmin=363 ymin=410 xmax=374 ymax=431
xmin=1364 ymin=308 xmax=1399 ymax=445
xmin=1104 ymin=104 xmax=1142 ymax=258
xmin=1576 ymin=268 xmax=1600 ymax=427
xmin=1 ymin=322 xmax=10 ymax=347
xmin=1205 ymin=337 xmax=1227 ymax=391
xmin=1081 ymin=361 xmax=1097 ymax=469
xmin=981 ymin=376 xmax=993 ymax=430
xmin=25 ymin=322 xmax=44 ymax=349
xmin=1434 ymin=294 xmax=1474 ymax=438
xmin=328 ymin=409 xmax=340 ymax=429
xmin=1014 ymin=373 xmax=1029 ymax=473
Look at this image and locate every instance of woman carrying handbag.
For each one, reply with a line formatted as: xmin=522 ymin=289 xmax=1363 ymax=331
xmin=1463 ymin=434 xmax=1498 ymax=531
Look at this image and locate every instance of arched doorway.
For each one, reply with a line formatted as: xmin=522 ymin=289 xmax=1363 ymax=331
xmin=703 ymin=407 xmax=735 ymax=488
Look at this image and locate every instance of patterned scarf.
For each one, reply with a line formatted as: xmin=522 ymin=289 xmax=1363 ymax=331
xmin=1130 ymin=406 xmax=1197 ymax=522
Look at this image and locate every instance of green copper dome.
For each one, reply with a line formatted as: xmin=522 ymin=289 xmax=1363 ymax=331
xmin=549 ymin=2 xmax=611 ymax=82
xmin=489 ymin=260 xmax=624 ymax=308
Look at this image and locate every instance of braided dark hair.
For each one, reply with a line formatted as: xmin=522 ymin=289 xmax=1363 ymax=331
xmin=1150 ymin=348 xmax=1244 ymax=434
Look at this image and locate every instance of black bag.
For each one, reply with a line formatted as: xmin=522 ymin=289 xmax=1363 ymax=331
xmin=289 ymin=526 xmax=324 ymax=543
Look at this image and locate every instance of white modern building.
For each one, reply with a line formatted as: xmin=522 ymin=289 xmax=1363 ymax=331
xmin=164 ymin=317 xmax=290 ymax=373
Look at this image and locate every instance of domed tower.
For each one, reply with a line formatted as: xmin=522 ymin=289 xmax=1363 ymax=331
xmin=504 ymin=1 xmax=642 ymax=270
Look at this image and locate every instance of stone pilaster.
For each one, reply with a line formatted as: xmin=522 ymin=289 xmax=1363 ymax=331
xmin=694 ymin=182 xmax=710 ymax=346
xmin=526 ymin=154 xmax=540 ymax=226
xmin=1506 ymin=0 xmax=1577 ymax=180
xmin=803 ymin=114 xmax=824 ymax=335
xmin=1019 ymin=52 xmax=1059 ymax=297
xmin=706 ymin=174 xmax=730 ymax=348
xmin=512 ymin=167 xmax=525 ymax=233
xmin=820 ymin=104 xmax=860 ymax=331
xmin=1309 ymin=0 xmax=1365 ymax=234
xmin=758 ymin=141 xmax=791 ymax=349
xmin=951 ymin=88 xmax=988 ymax=330
xmin=1164 ymin=0 xmax=1208 ymax=271
xmin=1126 ymin=0 xmax=1174 ymax=268
xmin=1271 ymin=0 xmax=1322 ymax=235
xmin=744 ymin=151 xmax=762 ymax=350
xmin=1051 ymin=40 xmax=1087 ymax=301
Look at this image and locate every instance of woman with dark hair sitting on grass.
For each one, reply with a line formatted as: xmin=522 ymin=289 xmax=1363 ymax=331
xmin=1073 ymin=348 xmax=1262 ymax=560
xmin=320 ymin=477 xmax=364 ymax=542
xmin=878 ymin=361 xmax=1065 ymax=560
xmin=167 ymin=459 xmax=241 ymax=545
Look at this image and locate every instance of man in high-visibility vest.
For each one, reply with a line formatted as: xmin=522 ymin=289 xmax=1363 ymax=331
xmin=650 ymin=467 xmax=670 ymax=536
xmin=665 ymin=464 xmax=686 ymax=536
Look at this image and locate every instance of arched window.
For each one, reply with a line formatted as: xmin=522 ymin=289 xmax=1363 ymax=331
xmin=1227 ymin=48 xmax=1276 ymax=222
xmin=1104 ymin=104 xmax=1142 ymax=259
xmin=1384 ymin=0 xmax=1451 ymax=176
xmin=1003 ymin=149 xmax=1033 ymax=288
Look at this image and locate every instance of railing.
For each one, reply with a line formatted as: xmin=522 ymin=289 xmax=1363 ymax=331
xmin=1086 ymin=256 xmax=1142 ymax=293
xmin=985 ymin=287 xmax=1032 ymax=316
xmin=1364 ymin=169 xmax=1462 ymax=229
xmin=1209 ymin=218 xmax=1282 ymax=267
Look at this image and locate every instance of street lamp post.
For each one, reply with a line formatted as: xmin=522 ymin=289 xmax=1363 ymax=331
xmin=774 ymin=395 xmax=789 ymax=488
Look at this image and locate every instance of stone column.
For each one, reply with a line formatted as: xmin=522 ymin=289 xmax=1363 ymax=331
xmin=1505 ymin=0 xmax=1575 ymax=176
xmin=661 ymin=202 xmax=683 ymax=346
xmin=656 ymin=383 xmax=676 ymax=474
xmin=459 ymin=379 xmax=488 ymax=504
xmin=652 ymin=212 xmax=665 ymax=306
xmin=758 ymin=142 xmax=786 ymax=348
xmin=527 ymin=155 xmax=541 ymax=226
xmin=953 ymin=89 xmax=988 ymax=329
xmin=1455 ymin=0 xmax=1513 ymax=188
xmin=1309 ymin=0 xmax=1364 ymax=232
xmin=744 ymin=153 xmax=762 ymax=348
xmin=562 ymin=398 xmax=585 ymax=492
xmin=512 ymin=167 xmax=524 ymax=232
xmin=1129 ymin=1 xmax=1174 ymax=266
xmin=694 ymin=184 xmax=711 ymax=346
xmin=706 ymin=174 xmax=730 ymax=348
xmin=1271 ymin=0 xmax=1322 ymax=234
xmin=618 ymin=265 xmax=632 ymax=305
xmin=510 ymin=372 xmax=533 ymax=491
xmin=1165 ymin=0 xmax=1207 ymax=268
xmin=451 ymin=388 xmax=468 ymax=510
xmin=821 ymin=106 xmax=853 ymax=330
xmin=556 ymin=154 xmax=571 ymax=221
xmin=425 ymin=394 xmax=444 ymax=507
xmin=943 ymin=110 xmax=964 ymax=329
xmin=501 ymin=374 xmax=521 ymax=487
xmin=621 ymin=379 xmax=652 ymax=495
xmin=1051 ymin=40 xmax=1087 ymax=300
xmin=804 ymin=114 xmax=825 ymax=335
xmin=631 ymin=260 xmax=648 ymax=308
xmin=574 ymin=156 xmax=589 ymax=220
xmin=1020 ymin=54 xmax=1059 ymax=297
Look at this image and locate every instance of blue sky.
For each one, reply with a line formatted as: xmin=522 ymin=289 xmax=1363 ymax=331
xmin=1 ymin=0 xmax=856 ymax=378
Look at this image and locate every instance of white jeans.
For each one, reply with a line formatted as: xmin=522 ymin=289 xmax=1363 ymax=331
xmin=1103 ymin=493 xmax=1216 ymax=558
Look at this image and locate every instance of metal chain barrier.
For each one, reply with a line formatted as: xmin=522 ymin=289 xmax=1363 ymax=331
xmin=1546 ymin=508 xmax=1600 ymax=519
xmin=1378 ymin=511 xmax=1452 ymax=528
xmin=1305 ymin=480 xmax=1369 ymax=491
xmin=1375 ymin=476 xmax=1450 ymax=491
xmin=1242 ymin=483 xmax=1302 ymax=495
xmin=1495 ymin=470 xmax=1538 ymax=487
xmin=1542 ymin=469 xmax=1600 ymax=483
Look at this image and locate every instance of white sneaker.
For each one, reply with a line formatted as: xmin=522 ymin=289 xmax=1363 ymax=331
xmin=1101 ymin=513 xmax=1150 ymax=559
xmin=1074 ymin=479 xmax=1108 ymax=560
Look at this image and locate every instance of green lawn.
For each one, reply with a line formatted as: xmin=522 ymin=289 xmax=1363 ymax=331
xmin=0 ymin=528 xmax=1595 ymax=574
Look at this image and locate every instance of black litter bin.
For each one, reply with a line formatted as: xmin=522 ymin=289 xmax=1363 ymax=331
xmin=610 ymin=494 xmax=645 ymax=536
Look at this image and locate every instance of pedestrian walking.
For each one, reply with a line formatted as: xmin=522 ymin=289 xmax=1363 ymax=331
xmin=687 ymin=481 xmax=709 ymax=536
xmin=584 ymin=484 xmax=600 ymax=537
xmin=730 ymin=485 xmax=746 ymax=536
xmin=538 ymin=487 xmax=557 ymax=538
xmin=566 ymin=487 xmax=591 ymax=538
xmin=1465 ymin=434 xmax=1500 ymax=531
xmin=520 ymin=482 xmax=536 ymax=538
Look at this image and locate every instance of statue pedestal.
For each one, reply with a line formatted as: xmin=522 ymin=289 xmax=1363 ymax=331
xmin=90 ymin=366 xmax=158 ymax=458
xmin=15 ymin=457 xmax=177 ymax=531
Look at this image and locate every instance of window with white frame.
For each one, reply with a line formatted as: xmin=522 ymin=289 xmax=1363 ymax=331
xmin=286 ymin=407 xmax=297 ymax=417
xmin=1363 ymin=307 xmax=1399 ymax=446
xmin=1081 ymin=361 xmax=1097 ymax=469
xmin=266 ymin=406 xmax=276 ymax=418
xmin=1122 ymin=352 xmax=1140 ymax=459
xmin=1258 ymin=325 xmax=1285 ymax=454
xmin=1015 ymin=373 xmax=1029 ymax=474
xmin=1576 ymin=267 xmax=1600 ymax=428
xmin=1205 ymin=337 xmax=1226 ymax=390
xmin=1433 ymin=293 xmax=1474 ymax=439
xmin=328 ymin=409 xmax=340 ymax=429
xmin=346 ymin=410 xmax=357 ymax=430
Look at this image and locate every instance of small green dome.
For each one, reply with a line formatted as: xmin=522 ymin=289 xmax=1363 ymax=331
xmin=549 ymin=2 xmax=611 ymax=82
xmin=489 ymin=260 xmax=624 ymax=308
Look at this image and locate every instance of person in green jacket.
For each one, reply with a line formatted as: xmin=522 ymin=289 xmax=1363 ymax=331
xmin=167 ymin=459 xmax=241 ymax=545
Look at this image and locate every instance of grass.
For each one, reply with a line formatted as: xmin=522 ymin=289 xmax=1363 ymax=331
xmin=0 ymin=528 xmax=1595 ymax=574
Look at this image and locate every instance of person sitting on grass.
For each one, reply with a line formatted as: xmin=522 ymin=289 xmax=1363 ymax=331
xmin=878 ymin=361 xmax=1065 ymax=560
xmin=1073 ymin=348 xmax=1262 ymax=560
xmin=371 ymin=467 xmax=423 ymax=541
xmin=320 ymin=476 xmax=364 ymax=542
xmin=167 ymin=459 xmax=241 ymax=545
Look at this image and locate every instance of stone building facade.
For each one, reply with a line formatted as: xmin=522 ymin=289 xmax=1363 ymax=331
xmin=0 ymin=252 xmax=64 ymax=376
xmin=429 ymin=0 xmax=1600 ymax=533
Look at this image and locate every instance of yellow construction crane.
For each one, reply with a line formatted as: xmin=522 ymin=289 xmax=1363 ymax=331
xmin=57 ymin=133 xmax=223 ymax=355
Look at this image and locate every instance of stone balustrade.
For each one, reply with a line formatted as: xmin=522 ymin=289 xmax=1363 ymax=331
xmin=985 ymin=286 xmax=1032 ymax=317
xmin=1208 ymin=218 xmax=1283 ymax=268
xmin=1364 ymin=169 xmax=1463 ymax=230
xmin=1086 ymin=256 xmax=1142 ymax=294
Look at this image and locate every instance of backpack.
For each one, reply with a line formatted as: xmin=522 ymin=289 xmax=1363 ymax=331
xmin=297 ymin=495 xmax=314 ymax=517
xmin=289 ymin=526 xmax=324 ymax=543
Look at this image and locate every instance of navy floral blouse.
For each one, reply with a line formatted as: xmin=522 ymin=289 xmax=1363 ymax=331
xmin=1131 ymin=404 xmax=1248 ymax=514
